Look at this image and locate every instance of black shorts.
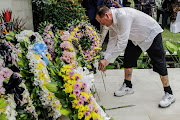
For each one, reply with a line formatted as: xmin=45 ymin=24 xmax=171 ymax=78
xmin=124 ymin=33 xmax=168 ymax=76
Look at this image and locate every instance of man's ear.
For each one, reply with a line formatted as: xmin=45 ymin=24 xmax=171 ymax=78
xmin=105 ymin=13 xmax=109 ymax=18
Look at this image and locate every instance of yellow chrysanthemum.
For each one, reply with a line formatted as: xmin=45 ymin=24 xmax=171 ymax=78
xmin=34 ymin=54 xmax=40 ymax=59
xmin=49 ymin=31 xmax=53 ymax=35
xmin=56 ymin=104 xmax=61 ymax=110
xmin=94 ymin=31 xmax=97 ymax=35
xmin=74 ymin=28 xmax=78 ymax=32
xmin=69 ymin=47 xmax=73 ymax=51
xmin=78 ymin=112 xmax=84 ymax=119
xmin=39 ymin=72 xmax=45 ymax=80
xmin=89 ymin=27 xmax=93 ymax=31
xmin=37 ymin=62 xmax=43 ymax=70
xmin=71 ymin=31 xmax=75 ymax=36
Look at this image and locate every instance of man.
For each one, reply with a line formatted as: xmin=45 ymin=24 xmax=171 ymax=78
xmin=96 ymin=6 xmax=175 ymax=107
xmin=141 ymin=0 xmax=156 ymax=16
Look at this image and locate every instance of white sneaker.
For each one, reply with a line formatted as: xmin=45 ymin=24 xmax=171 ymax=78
xmin=159 ymin=92 xmax=175 ymax=108
xmin=114 ymin=83 xmax=134 ymax=97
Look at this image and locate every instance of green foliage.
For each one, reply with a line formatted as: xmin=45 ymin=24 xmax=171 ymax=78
xmin=32 ymin=0 xmax=88 ymax=31
xmin=79 ymin=36 xmax=93 ymax=50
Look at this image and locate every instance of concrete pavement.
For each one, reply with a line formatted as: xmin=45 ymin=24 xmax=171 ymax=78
xmin=93 ymin=68 xmax=180 ymax=120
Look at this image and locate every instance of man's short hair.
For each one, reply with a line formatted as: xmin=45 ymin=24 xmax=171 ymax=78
xmin=96 ymin=5 xmax=110 ymax=18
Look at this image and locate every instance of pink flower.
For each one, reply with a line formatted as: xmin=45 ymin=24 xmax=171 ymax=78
xmin=89 ymin=96 xmax=93 ymax=103
xmin=95 ymin=119 xmax=99 ymax=120
xmin=77 ymin=100 xmax=84 ymax=105
xmin=1 ymin=68 xmax=13 ymax=78
xmin=76 ymin=76 xmax=79 ymax=80
xmin=95 ymin=109 xmax=99 ymax=113
xmin=0 ymin=88 xmax=6 ymax=94
xmin=84 ymin=111 xmax=90 ymax=116
xmin=82 ymin=82 xmax=87 ymax=88
xmin=88 ymin=104 xmax=93 ymax=112
xmin=60 ymin=34 xmax=71 ymax=41
xmin=73 ymin=90 xmax=81 ymax=96
xmin=73 ymin=83 xmax=81 ymax=90
xmin=80 ymin=95 xmax=87 ymax=101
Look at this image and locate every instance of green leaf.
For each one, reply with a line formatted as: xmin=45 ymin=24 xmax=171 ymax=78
xmin=166 ymin=41 xmax=178 ymax=54
xmin=60 ymin=107 xmax=72 ymax=116
xmin=177 ymin=48 xmax=180 ymax=59
xmin=106 ymin=65 xmax=115 ymax=69
xmin=45 ymin=82 xmax=58 ymax=92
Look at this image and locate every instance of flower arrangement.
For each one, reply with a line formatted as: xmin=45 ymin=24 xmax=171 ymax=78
xmin=68 ymin=22 xmax=101 ymax=71
xmin=0 ymin=67 xmax=38 ymax=120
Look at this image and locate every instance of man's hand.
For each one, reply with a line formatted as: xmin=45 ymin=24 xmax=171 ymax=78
xmin=98 ymin=59 xmax=109 ymax=72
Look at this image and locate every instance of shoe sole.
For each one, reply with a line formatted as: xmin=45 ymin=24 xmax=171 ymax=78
xmin=114 ymin=91 xmax=134 ymax=97
xmin=159 ymin=98 xmax=176 ymax=108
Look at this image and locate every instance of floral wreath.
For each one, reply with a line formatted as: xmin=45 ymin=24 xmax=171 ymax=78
xmin=14 ymin=30 xmax=62 ymax=119
xmin=68 ymin=22 xmax=101 ymax=69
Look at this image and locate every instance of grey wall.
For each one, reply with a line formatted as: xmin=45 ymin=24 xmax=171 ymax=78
xmin=0 ymin=0 xmax=34 ymax=30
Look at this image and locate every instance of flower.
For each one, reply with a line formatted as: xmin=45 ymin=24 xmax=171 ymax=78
xmin=80 ymin=95 xmax=87 ymax=101
xmin=73 ymin=90 xmax=81 ymax=96
xmin=77 ymin=100 xmax=84 ymax=105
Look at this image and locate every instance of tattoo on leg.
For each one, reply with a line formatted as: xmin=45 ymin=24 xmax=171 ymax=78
xmin=128 ymin=73 xmax=132 ymax=77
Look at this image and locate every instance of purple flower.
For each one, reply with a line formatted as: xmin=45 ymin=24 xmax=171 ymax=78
xmin=77 ymin=100 xmax=84 ymax=105
xmin=73 ymin=83 xmax=81 ymax=90
xmin=84 ymin=111 xmax=90 ymax=116
xmin=73 ymin=90 xmax=81 ymax=96
xmin=82 ymin=82 xmax=87 ymax=88
xmin=80 ymin=95 xmax=87 ymax=101
xmin=95 ymin=119 xmax=99 ymax=120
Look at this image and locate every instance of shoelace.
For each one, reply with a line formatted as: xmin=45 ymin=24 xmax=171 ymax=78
xmin=119 ymin=83 xmax=126 ymax=91
xmin=162 ymin=93 xmax=171 ymax=101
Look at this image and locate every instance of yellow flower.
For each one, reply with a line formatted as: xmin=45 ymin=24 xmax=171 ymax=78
xmin=78 ymin=112 xmax=84 ymax=119
xmin=95 ymin=43 xmax=97 ymax=45
xmin=94 ymin=47 xmax=101 ymax=50
xmin=86 ymin=30 xmax=89 ymax=33
xmin=37 ymin=62 xmax=43 ymax=70
xmin=47 ymin=53 xmax=51 ymax=60
xmin=89 ymin=27 xmax=93 ymax=31
xmin=39 ymin=72 xmax=45 ymax=80
xmin=94 ymin=38 xmax=97 ymax=40
xmin=34 ymin=54 xmax=40 ymax=59
xmin=71 ymin=31 xmax=75 ymax=36
xmin=84 ymin=105 xmax=90 ymax=111
xmin=78 ymin=25 xmax=81 ymax=27
xmin=69 ymin=93 xmax=76 ymax=98
xmin=56 ymin=104 xmax=61 ymax=110
xmin=78 ymin=33 xmax=80 ymax=36
xmin=87 ymin=65 xmax=92 ymax=69
xmin=49 ymin=31 xmax=53 ymax=35
xmin=74 ymin=28 xmax=78 ymax=32
xmin=69 ymin=47 xmax=73 ymax=51
xmin=68 ymin=38 xmax=72 ymax=42
xmin=84 ymin=54 xmax=88 ymax=57
xmin=64 ymin=87 xmax=73 ymax=93
xmin=94 ymin=31 xmax=97 ymax=35
xmin=91 ymin=34 xmax=93 ymax=36
xmin=72 ymin=62 xmax=75 ymax=66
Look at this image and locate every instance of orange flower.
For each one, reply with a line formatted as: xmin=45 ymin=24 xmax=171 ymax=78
xmin=3 ymin=28 xmax=9 ymax=34
xmin=59 ymin=30 xmax=64 ymax=34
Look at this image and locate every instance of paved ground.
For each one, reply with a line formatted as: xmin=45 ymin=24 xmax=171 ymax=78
xmin=93 ymin=68 xmax=180 ymax=120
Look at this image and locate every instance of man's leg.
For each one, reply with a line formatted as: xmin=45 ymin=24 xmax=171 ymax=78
xmin=147 ymin=33 xmax=175 ymax=107
xmin=114 ymin=40 xmax=142 ymax=97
